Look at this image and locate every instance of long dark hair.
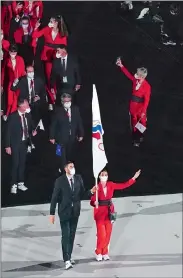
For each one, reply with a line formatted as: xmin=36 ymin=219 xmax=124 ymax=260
xmin=53 ymin=15 xmax=69 ymax=37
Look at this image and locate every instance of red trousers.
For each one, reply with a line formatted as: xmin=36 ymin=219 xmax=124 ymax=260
xmin=130 ymin=102 xmax=147 ymax=132
xmin=95 ymin=220 xmax=112 ymax=255
xmin=44 ymin=61 xmax=55 ymax=104
xmin=6 ymin=87 xmax=19 ymax=116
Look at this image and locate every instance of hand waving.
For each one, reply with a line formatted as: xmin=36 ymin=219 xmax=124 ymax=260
xmin=132 ymin=169 xmax=141 ymax=180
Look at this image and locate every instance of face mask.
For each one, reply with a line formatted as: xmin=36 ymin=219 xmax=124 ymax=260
xmin=48 ymin=22 xmax=54 ymax=28
xmin=56 ymin=52 xmax=61 ymax=58
xmin=100 ymin=176 xmax=108 ymax=182
xmin=22 ymin=23 xmax=29 ymax=29
xmin=10 ymin=53 xmax=16 ymax=59
xmin=26 ymin=108 xmax=31 ymax=113
xmin=63 ymin=102 xmax=71 ymax=109
xmin=27 ymin=72 xmax=34 ymax=79
xmin=69 ymin=168 xmax=75 ymax=176
xmin=1 ymin=34 xmax=4 ymax=40
xmin=134 ymin=73 xmax=140 ymax=79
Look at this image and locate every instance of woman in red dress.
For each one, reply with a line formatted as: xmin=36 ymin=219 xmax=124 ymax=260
xmin=3 ymin=43 xmax=26 ymax=117
xmin=32 ymin=15 xmax=68 ymax=109
xmin=90 ymin=169 xmax=141 ymax=261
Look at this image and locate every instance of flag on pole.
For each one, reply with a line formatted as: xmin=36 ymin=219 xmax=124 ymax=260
xmin=36 ymin=119 xmax=44 ymax=130
xmin=92 ymin=85 xmax=108 ymax=178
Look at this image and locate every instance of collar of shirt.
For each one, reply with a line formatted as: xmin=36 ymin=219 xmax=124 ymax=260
xmin=66 ymin=174 xmax=74 ymax=187
xmin=18 ymin=110 xmax=25 ymax=117
xmin=61 ymin=55 xmax=67 ymax=63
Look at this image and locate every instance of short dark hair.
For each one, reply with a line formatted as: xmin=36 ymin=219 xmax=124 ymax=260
xmin=9 ymin=43 xmax=18 ymax=52
xmin=64 ymin=161 xmax=74 ymax=169
xmin=21 ymin=16 xmax=29 ymax=22
xmin=26 ymin=65 xmax=34 ymax=70
xmin=17 ymin=98 xmax=27 ymax=107
xmin=61 ymin=93 xmax=72 ymax=101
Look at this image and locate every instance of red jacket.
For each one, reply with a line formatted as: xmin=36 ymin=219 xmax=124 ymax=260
xmin=12 ymin=1 xmax=24 ymax=16
xmin=23 ymin=1 xmax=43 ymax=19
xmin=120 ymin=66 xmax=151 ymax=114
xmin=14 ymin=27 xmax=34 ymax=46
xmin=90 ymin=179 xmax=135 ymax=221
xmin=32 ymin=26 xmax=67 ymax=61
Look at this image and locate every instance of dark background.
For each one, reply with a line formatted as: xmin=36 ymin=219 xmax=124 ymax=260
xmin=1 ymin=1 xmax=183 ymax=207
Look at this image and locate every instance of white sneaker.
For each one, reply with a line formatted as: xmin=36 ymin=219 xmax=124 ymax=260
xmin=65 ymin=260 xmax=73 ymax=270
xmin=96 ymin=254 xmax=102 ymax=261
xmin=103 ymin=254 xmax=110 ymax=261
xmin=48 ymin=104 xmax=53 ymax=111
xmin=11 ymin=184 xmax=17 ymax=194
xmin=18 ymin=182 xmax=28 ymax=191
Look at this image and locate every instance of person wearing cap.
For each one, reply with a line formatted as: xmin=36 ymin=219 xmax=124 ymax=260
xmin=32 ymin=15 xmax=68 ymax=111
xmin=50 ymin=44 xmax=81 ymax=100
xmin=49 ymin=93 xmax=84 ymax=173
xmin=116 ymin=58 xmax=151 ymax=147
xmin=3 ymin=43 xmax=26 ymax=118
xmin=49 ymin=161 xmax=97 ymax=270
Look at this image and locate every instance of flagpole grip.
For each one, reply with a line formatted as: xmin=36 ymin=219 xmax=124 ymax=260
xmin=95 ymin=178 xmax=98 ymax=209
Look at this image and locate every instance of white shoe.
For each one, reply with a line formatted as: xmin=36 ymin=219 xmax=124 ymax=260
xmin=96 ymin=254 xmax=103 ymax=261
xmin=11 ymin=184 xmax=17 ymax=194
xmin=103 ymin=254 xmax=110 ymax=261
xmin=65 ymin=260 xmax=73 ymax=270
xmin=18 ymin=182 xmax=28 ymax=191
xmin=48 ymin=104 xmax=53 ymax=111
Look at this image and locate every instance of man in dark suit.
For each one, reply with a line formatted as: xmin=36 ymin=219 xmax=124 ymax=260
xmin=49 ymin=93 xmax=84 ymax=173
xmin=11 ymin=65 xmax=47 ymax=124
xmin=5 ymin=98 xmax=37 ymax=194
xmin=49 ymin=161 xmax=96 ymax=270
xmin=50 ymin=44 xmax=81 ymax=100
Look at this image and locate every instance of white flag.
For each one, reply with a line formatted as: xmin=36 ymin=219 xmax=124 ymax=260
xmin=92 ymin=85 xmax=108 ymax=178
xmin=37 ymin=119 xmax=44 ymax=130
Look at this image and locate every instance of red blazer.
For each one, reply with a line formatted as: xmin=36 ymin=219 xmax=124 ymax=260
xmin=14 ymin=27 xmax=33 ymax=45
xmin=120 ymin=66 xmax=151 ymax=114
xmin=23 ymin=1 xmax=43 ymax=20
xmin=32 ymin=26 xmax=67 ymax=61
xmin=4 ymin=55 xmax=26 ymax=88
xmin=90 ymin=178 xmax=135 ymax=221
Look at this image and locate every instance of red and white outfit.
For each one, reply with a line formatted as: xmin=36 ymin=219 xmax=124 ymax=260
xmin=3 ymin=55 xmax=25 ymax=115
xmin=120 ymin=66 xmax=151 ymax=132
xmin=32 ymin=26 xmax=67 ymax=104
xmin=90 ymin=178 xmax=136 ymax=256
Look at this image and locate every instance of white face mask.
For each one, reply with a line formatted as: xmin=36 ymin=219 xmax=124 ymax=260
xmin=22 ymin=23 xmax=29 ymax=29
xmin=10 ymin=53 xmax=16 ymax=59
xmin=1 ymin=34 xmax=4 ymax=40
xmin=100 ymin=176 xmax=108 ymax=182
xmin=27 ymin=72 xmax=34 ymax=79
xmin=63 ymin=102 xmax=71 ymax=109
xmin=48 ymin=22 xmax=54 ymax=28
xmin=134 ymin=73 xmax=139 ymax=79
xmin=26 ymin=108 xmax=31 ymax=113
xmin=56 ymin=52 xmax=61 ymax=58
xmin=69 ymin=168 xmax=75 ymax=176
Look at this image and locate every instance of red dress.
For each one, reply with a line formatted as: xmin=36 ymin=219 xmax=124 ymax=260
xmin=4 ymin=55 xmax=26 ymax=115
xmin=90 ymin=178 xmax=136 ymax=255
xmin=120 ymin=66 xmax=151 ymax=131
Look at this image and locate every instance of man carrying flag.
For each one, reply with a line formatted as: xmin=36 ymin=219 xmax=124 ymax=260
xmin=90 ymin=85 xmax=141 ymax=261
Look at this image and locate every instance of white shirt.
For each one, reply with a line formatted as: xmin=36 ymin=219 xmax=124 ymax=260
xmin=27 ymin=77 xmax=34 ymax=102
xmin=66 ymin=174 xmax=74 ymax=189
xmin=61 ymin=55 xmax=67 ymax=70
xmin=18 ymin=110 xmax=28 ymax=141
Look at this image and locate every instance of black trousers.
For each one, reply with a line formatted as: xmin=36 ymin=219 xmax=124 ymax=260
xmin=59 ymin=139 xmax=75 ymax=171
xmin=11 ymin=140 xmax=28 ymax=185
xmin=60 ymin=214 xmax=79 ymax=262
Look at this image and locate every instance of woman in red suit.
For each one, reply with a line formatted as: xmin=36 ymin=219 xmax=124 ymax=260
xmin=32 ymin=15 xmax=68 ymax=109
xmin=3 ymin=44 xmax=26 ymax=117
xmin=116 ymin=58 xmax=151 ymax=147
xmin=13 ymin=16 xmax=35 ymax=65
xmin=90 ymin=169 xmax=141 ymax=261
xmin=23 ymin=1 xmax=43 ymax=29
xmin=1 ymin=1 xmax=13 ymax=39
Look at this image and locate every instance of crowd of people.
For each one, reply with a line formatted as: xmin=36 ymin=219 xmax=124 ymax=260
xmin=1 ymin=1 xmax=149 ymax=270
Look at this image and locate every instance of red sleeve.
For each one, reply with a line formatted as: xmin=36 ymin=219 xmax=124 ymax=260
xmin=32 ymin=26 xmax=49 ymax=39
xmin=19 ymin=57 xmax=26 ymax=77
xmin=2 ymin=40 xmax=10 ymax=52
xmin=12 ymin=1 xmax=21 ymax=16
xmin=37 ymin=1 xmax=43 ymax=18
xmin=142 ymin=84 xmax=151 ymax=114
xmin=120 ymin=66 xmax=134 ymax=81
xmin=112 ymin=178 xmax=136 ymax=190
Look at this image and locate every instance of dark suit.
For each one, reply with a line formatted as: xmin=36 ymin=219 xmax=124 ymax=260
xmin=11 ymin=76 xmax=47 ymax=124
xmin=50 ymin=174 xmax=92 ymax=262
xmin=5 ymin=111 xmax=35 ymax=186
xmin=49 ymin=105 xmax=84 ymax=170
xmin=50 ymin=55 xmax=81 ymax=96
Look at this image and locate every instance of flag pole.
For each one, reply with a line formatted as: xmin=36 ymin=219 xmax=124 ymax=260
xmin=95 ymin=177 xmax=98 ymax=209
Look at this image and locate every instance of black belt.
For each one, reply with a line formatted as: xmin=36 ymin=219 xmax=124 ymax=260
xmin=45 ymin=43 xmax=62 ymax=49
xmin=98 ymin=199 xmax=112 ymax=206
xmin=131 ymin=95 xmax=144 ymax=103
